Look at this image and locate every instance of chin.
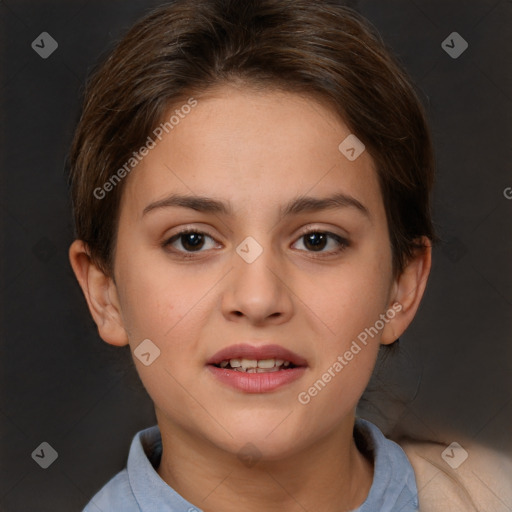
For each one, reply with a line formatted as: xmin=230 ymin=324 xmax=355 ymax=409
xmin=212 ymin=418 xmax=307 ymax=460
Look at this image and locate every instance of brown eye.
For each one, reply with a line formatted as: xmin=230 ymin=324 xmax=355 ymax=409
xmin=303 ymin=232 xmax=328 ymax=252
xmin=293 ymin=230 xmax=349 ymax=254
xmin=163 ymin=230 xmax=218 ymax=254
xmin=178 ymin=232 xmax=205 ymax=251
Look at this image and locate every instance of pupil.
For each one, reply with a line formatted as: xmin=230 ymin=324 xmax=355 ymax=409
xmin=304 ymin=233 xmax=326 ymax=251
xmin=182 ymin=233 xmax=204 ymax=251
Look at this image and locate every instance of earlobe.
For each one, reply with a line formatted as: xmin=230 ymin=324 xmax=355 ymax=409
xmin=381 ymin=238 xmax=432 ymax=345
xmin=68 ymin=240 xmax=129 ymax=347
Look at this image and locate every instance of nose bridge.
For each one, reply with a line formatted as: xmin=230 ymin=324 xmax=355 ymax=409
xmin=222 ymin=234 xmax=292 ymax=323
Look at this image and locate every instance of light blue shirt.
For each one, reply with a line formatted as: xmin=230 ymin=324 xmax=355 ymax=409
xmin=83 ymin=418 xmax=419 ymax=511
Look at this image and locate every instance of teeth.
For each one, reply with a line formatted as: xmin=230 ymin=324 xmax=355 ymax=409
xmin=235 ymin=366 xmax=281 ymax=373
xmin=220 ymin=357 xmax=292 ymax=371
xmin=240 ymin=359 xmax=258 ymax=369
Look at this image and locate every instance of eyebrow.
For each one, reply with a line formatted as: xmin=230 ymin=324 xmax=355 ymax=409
xmin=142 ymin=192 xmax=370 ymax=219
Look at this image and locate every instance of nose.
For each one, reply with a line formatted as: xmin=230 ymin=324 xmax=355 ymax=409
xmin=221 ymin=241 xmax=294 ymax=326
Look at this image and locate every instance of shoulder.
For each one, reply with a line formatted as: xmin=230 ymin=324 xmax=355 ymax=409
xmin=83 ymin=469 xmax=140 ymax=512
xmin=400 ymin=438 xmax=512 ymax=512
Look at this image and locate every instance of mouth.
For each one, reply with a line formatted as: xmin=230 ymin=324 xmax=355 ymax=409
xmin=207 ymin=343 xmax=307 ymax=369
xmin=206 ymin=343 xmax=308 ymax=393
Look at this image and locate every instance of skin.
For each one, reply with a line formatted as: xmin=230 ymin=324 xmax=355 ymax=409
xmin=69 ymin=85 xmax=431 ymax=512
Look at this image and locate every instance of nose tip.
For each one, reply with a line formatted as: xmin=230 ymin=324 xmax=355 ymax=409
xmin=222 ymin=244 xmax=293 ymax=325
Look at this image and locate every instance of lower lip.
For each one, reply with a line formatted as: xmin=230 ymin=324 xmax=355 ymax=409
xmin=206 ymin=365 xmax=307 ymax=393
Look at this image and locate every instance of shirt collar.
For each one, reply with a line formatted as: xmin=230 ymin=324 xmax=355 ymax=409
xmin=126 ymin=418 xmax=418 ymax=511
xmin=127 ymin=424 xmax=200 ymax=511
xmin=354 ymin=418 xmax=419 ymax=511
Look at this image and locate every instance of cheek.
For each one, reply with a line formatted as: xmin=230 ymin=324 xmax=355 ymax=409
xmin=115 ymin=245 xmax=209 ymax=338
xmin=114 ymin=255 xmax=217 ymax=420
xmin=296 ymin=348 xmax=377 ymax=438
xmin=294 ymin=261 xmax=391 ymax=345
xmin=296 ymin=285 xmax=383 ymax=424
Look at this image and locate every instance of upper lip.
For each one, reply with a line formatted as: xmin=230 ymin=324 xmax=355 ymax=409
xmin=207 ymin=343 xmax=308 ymax=366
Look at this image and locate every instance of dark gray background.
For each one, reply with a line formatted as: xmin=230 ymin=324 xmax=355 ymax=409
xmin=1 ymin=1 xmax=511 ymax=511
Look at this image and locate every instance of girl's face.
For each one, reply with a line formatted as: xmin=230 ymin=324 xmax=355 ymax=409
xmin=112 ymin=85 xmax=399 ymax=458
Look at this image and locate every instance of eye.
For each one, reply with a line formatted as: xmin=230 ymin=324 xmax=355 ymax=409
xmin=162 ymin=229 xmax=220 ymax=254
xmin=292 ymin=229 xmax=349 ymax=255
xmin=162 ymin=227 xmax=349 ymax=258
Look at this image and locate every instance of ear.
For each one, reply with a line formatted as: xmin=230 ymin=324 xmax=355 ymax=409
xmin=381 ymin=238 xmax=432 ymax=345
xmin=68 ymin=240 xmax=129 ymax=346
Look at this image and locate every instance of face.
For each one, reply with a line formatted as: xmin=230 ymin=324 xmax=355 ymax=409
xmin=105 ymin=86 xmax=400 ymax=458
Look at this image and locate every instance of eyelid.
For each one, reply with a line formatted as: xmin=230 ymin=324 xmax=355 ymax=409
xmin=164 ymin=224 xmax=219 ymax=240
xmin=295 ymin=223 xmax=349 ymax=238
xmin=295 ymin=223 xmax=350 ymax=243
xmin=162 ymin=226 xmax=220 ymax=247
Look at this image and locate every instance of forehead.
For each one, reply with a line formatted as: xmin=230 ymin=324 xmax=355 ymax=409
xmin=119 ymin=86 xmax=384 ymax=223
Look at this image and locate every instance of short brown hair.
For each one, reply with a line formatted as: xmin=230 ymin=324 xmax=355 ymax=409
xmin=69 ymin=0 xmax=435 ymax=276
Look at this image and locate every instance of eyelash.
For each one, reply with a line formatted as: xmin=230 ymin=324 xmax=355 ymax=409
xmin=161 ymin=227 xmax=350 ymax=259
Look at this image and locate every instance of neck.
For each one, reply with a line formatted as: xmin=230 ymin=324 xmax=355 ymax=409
xmin=155 ymin=414 xmax=373 ymax=512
